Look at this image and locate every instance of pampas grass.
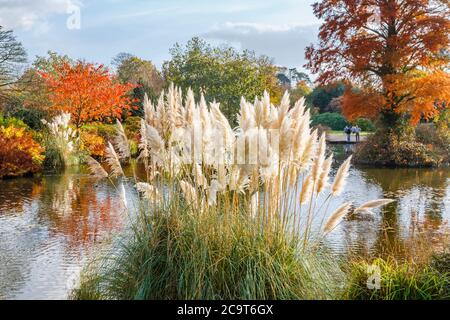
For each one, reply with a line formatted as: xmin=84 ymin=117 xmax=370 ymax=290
xmin=324 ymin=202 xmax=352 ymax=234
xmin=42 ymin=112 xmax=78 ymax=169
xmin=78 ymin=85 xmax=394 ymax=300
xmin=114 ymin=120 xmax=130 ymax=160
xmin=331 ymin=156 xmax=352 ymax=196
xmin=85 ymin=86 xmax=393 ymax=240
xmin=354 ymin=199 xmax=396 ymax=214
xmin=136 ymin=182 xmax=162 ymax=202
xmin=105 ymin=142 xmax=124 ymax=177
xmin=86 ymin=156 xmax=108 ymax=179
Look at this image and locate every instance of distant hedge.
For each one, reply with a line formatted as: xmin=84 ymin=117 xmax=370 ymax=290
xmin=311 ymin=112 xmax=349 ymax=131
xmin=356 ymin=118 xmax=376 ymax=132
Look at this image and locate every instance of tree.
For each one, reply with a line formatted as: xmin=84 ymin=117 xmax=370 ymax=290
xmin=163 ymin=37 xmax=283 ymax=124
xmin=306 ymin=0 xmax=450 ymax=129
xmin=0 ymin=26 xmax=27 ymax=89
xmin=1 ymin=52 xmax=75 ymax=129
xmin=112 ymin=53 xmax=164 ymax=115
xmin=306 ymin=82 xmax=346 ymax=113
xmin=277 ymin=67 xmax=312 ymax=89
xmin=41 ymin=61 xmax=136 ymax=128
xmin=290 ymin=80 xmax=313 ymax=105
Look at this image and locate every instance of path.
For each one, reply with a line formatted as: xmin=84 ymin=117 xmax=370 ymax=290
xmin=326 ymin=133 xmax=368 ymax=144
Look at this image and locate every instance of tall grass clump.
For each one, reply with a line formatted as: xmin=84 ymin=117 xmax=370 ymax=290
xmin=344 ymin=256 xmax=450 ymax=300
xmin=74 ymin=85 xmax=392 ymax=300
xmin=41 ymin=113 xmax=79 ymax=170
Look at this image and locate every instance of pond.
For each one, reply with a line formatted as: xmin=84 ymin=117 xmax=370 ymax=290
xmin=0 ymin=145 xmax=449 ymax=299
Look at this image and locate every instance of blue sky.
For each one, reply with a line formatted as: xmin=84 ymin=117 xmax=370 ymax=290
xmin=0 ymin=0 xmax=319 ymax=72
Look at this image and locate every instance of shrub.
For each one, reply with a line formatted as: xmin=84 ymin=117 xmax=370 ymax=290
xmin=311 ymin=112 xmax=349 ymax=131
xmin=0 ymin=114 xmax=28 ymax=129
xmin=123 ymin=116 xmax=141 ymax=139
xmin=0 ymin=125 xmax=45 ymax=178
xmin=10 ymin=108 xmax=49 ymax=131
xmin=81 ymin=123 xmax=116 ymax=142
xmin=415 ymin=123 xmax=450 ymax=163
xmin=344 ymin=257 xmax=450 ymax=300
xmin=80 ymin=131 xmax=106 ymax=158
xmin=356 ymin=118 xmax=376 ymax=132
xmin=354 ymin=130 xmax=443 ymax=167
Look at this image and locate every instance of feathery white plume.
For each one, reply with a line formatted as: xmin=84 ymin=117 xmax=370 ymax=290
xmin=354 ymin=199 xmax=395 ymax=214
xmin=105 ymin=142 xmax=124 ymax=177
xmin=136 ymin=182 xmax=162 ymax=202
xmin=331 ymin=156 xmax=352 ymax=196
xmin=86 ymin=156 xmax=108 ymax=179
xmin=317 ymin=155 xmax=333 ymax=194
xmin=114 ymin=120 xmax=130 ymax=160
xmin=324 ymin=202 xmax=352 ymax=234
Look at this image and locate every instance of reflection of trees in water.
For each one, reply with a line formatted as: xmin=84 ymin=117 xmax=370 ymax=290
xmin=36 ymin=172 xmax=124 ymax=247
xmin=0 ymin=179 xmax=47 ymax=298
xmin=0 ymin=172 xmax=125 ymax=299
xmin=0 ymin=172 xmax=125 ymax=249
xmin=358 ymin=167 xmax=449 ymax=258
xmin=0 ymin=178 xmax=43 ymax=215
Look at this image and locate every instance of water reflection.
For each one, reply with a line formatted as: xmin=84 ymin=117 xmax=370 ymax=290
xmin=0 ymin=169 xmax=125 ymax=299
xmin=326 ymin=146 xmax=449 ymax=257
xmin=0 ymin=156 xmax=449 ymax=299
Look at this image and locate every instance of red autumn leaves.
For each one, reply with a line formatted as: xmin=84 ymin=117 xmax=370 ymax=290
xmin=306 ymin=0 xmax=450 ymax=124
xmin=40 ymin=62 xmax=137 ymax=128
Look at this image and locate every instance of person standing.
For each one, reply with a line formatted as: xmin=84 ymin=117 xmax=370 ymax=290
xmin=354 ymin=125 xmax=361 ymax=142
xmin=344 ymin=125 xmax=351 ymax=142
xmin=351 ymin=125 xmax=357 ymax=142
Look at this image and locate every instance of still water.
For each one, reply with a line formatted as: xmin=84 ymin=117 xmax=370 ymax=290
xmin=0 ymin=147 xmax=449 ymax=299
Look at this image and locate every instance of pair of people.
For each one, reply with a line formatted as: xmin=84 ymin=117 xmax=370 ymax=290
xmin=344 ymin=125 xmax=361 ymax=142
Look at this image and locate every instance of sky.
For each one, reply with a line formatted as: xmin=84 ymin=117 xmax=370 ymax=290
xmin=0 ymin=0 xmax=320 ymax=72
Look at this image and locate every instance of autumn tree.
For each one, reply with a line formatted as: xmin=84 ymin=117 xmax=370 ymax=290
xmin=306 ymin=0 xmax=450 ymax=129
xmin=0 ymin=52 xmax=75 ymax=130
xmin=41 ymin=61 xmax=136 ymax=128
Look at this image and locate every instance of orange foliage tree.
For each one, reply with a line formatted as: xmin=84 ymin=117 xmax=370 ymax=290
xmin=306 ymin=0 xmax=450 ymax=128
xmin=41 ymin=62 xmax=136 ymax=128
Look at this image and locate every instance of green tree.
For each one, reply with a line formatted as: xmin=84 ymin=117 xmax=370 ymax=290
xmin=311 ymin=112 xmax=349 ymax=131
xmin=33 ymin=51 xmax=74 ymax=75
xmin=290 ymin=80 xmax=313 ymax=106
xmin=306 ymin=82 xmax=346 ymax=113
xmin=112 ymin=53 xmax=165 ymax=116
xmin=163 ymin=37 xmax=283 ymax=124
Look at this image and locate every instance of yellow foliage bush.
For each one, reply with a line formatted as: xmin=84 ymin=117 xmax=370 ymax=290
xmin=0 ymin=125 xmax=45 ymax=178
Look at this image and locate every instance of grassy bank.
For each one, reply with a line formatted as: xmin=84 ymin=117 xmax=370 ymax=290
xmin=344 ymin=255 xmax=450 ymax=300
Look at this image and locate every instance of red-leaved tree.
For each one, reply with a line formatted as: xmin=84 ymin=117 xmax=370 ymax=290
xmin=306 ymin=0 xmax=450 ymax=128
xmin=41 ymin=62 xmax=136 ymax=128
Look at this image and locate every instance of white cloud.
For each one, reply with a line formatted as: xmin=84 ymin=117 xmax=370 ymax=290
xmin=0 ymin=0 xmax=81 ymax=31
xmin=203 ymin=22 xmax=319 ymax=68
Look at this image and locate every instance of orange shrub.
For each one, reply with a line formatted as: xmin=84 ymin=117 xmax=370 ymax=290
xmin=0 ymin=126 xmax=45 ymax=178
xmin=80 ymin=130 xmax=106 ymax=158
